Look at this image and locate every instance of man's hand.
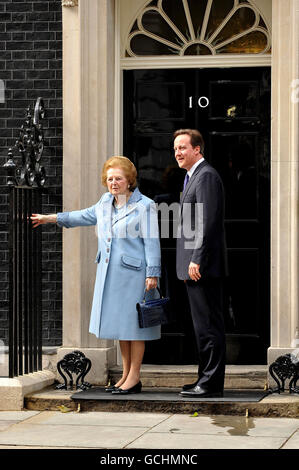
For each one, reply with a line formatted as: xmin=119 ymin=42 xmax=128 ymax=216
xmin=188 ymin=262 xmax=201 ymax=281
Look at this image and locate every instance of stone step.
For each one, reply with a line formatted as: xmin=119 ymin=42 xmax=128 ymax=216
xmin=24 ymin=386 xmax=299 ymax=418
xmin=108 ymin=364 xmax=268 ymax=390
xmin=24 ymin=366 xmax=276 ymax=416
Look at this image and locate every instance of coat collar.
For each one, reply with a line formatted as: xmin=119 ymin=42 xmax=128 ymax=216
xmin=128 ymin=187 xmax=142 ymax=204
xmin=102 ymin=187 xmax=142 ymax=204
xmin=102 ymin=187 xmax=142 ymax=226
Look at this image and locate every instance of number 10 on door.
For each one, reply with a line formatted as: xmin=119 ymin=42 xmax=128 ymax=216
xmin=188 ymin=96 xmax=209 ymax=108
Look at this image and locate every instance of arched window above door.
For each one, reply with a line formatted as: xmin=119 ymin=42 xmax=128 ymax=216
xmin=126 ymin=0 xmax=271 ymax=57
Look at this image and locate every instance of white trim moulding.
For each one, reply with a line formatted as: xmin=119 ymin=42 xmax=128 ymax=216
xmin=120 ymin=54 xmax=272 ymax=70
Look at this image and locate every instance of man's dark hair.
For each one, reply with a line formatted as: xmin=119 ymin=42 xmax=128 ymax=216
xmin=173 ymin=129 xmax=205 ymax=155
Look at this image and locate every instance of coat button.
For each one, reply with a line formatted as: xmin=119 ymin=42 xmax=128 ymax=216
xmin=105 ymin=258 xmax=109 ymax=263
xmin=107 ymin=237 xmax=111 ymax=242
xmin=107 ymin=248 xmax=110 ymax=253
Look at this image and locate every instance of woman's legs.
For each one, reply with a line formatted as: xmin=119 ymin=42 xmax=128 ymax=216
xmin=119 ymin=340 xmax=145 ymax=390
xmin=115 ymin=340 xmax=131 ymax=388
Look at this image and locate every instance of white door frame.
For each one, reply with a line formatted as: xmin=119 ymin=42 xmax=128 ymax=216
xmin=114 ymin=0 xmax=273 ymax=365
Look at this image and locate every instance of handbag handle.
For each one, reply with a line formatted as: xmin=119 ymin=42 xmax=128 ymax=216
xmin=142 ymin=286 xmax=163 ymax=302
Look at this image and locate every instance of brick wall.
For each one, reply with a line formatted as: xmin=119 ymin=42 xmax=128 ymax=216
xmin=0 ymin=0 xmax=63 ymax=346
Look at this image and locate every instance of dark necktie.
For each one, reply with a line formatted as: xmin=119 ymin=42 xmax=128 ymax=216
xmin=183 ymin=173 xmax=189 ymax=192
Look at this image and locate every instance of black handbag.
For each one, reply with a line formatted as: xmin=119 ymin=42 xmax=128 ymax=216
xmin=137 ymin=287 xmax=171 ymax=328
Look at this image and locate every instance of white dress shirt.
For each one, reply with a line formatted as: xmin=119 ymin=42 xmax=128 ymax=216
xmin=187 ymin=157 xmax=205 ymax=179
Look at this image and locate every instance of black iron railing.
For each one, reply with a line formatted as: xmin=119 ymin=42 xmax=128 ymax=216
xmin=3 ymin=98 xmax=46 ymax=378
xmin=8 ymin=186 xmax=42 ymax=377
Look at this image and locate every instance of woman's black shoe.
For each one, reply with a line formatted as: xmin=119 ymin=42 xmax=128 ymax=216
xmin=105 ymin=385 xmax=119 ymax=392
xmin=112 ymin=381 xmax=142 ymax=394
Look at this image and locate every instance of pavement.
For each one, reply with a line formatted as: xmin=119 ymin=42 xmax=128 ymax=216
xmin=0 ymin=408 xmax=298 ymax=454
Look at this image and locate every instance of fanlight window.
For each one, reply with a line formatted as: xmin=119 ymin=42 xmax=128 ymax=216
xmin=126 ymin=0 xmax=271 ymax=56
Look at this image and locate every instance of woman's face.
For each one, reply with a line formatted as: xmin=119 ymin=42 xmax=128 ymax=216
xmin=106 ymin=167 xmax=130 ymax=197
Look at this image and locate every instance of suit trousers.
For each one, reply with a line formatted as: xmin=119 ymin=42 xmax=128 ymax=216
xmin=186 ymin=278 xmax=226 ymax=391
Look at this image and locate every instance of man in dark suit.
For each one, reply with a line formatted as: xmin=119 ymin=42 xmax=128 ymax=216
xmin=174 ymin=129 xmax=227 ymax=398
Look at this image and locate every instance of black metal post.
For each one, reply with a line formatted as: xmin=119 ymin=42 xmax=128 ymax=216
xmin=8 ymin=186 xmax=43 ymax=378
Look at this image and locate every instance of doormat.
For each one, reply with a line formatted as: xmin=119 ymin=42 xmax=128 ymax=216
xmin=71 ymin=388 xmax=269 ymax=403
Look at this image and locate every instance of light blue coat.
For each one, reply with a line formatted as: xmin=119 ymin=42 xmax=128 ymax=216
xmin=57 ymin=188 xmax=161 ymax=340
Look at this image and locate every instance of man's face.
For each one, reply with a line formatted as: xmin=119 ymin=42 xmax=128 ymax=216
xmin=174 ymin=134 xmax=201 ymax=171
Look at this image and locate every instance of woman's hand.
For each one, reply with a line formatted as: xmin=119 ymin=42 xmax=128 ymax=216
xmin=30 ymin=213 xmax=57 ymax=228
xmin=145 ymin=277 xmax=158 ymax=291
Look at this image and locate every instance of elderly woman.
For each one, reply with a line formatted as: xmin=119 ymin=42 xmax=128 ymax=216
xmin=31 ymin=156 xmax=161 ymax=395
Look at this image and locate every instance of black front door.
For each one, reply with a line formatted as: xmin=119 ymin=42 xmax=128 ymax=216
xmin=123 ymin=67 xmax=271 ymax=364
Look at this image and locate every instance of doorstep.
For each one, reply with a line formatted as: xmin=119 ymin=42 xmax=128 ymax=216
xmin=23 ymin=366 xmax=299 ymax=417
xmin=24 ymin=386 xmax=299 ymax=418
xmin=24 ymin=364 xmax=299 ymax=417
xmin=108 ymin=364 xmax=268 ymax=390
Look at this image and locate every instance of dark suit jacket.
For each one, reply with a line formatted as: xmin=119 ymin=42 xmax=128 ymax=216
xmin=176 ymin=160 xmax=228 ymax=280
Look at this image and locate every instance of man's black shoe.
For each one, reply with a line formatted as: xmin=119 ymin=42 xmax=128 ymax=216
xmin=180 ymin=385 xmax=223 ymax=398
xmin=182 ymin=380 xmax=199 ymax=391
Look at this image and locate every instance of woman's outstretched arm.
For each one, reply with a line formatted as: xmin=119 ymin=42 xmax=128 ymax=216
xmin=31 ymin=213 xmax=57 ymax=228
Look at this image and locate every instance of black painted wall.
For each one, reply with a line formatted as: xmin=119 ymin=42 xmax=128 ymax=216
xmin=0 ymin=0 xmax=63 ymax=346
